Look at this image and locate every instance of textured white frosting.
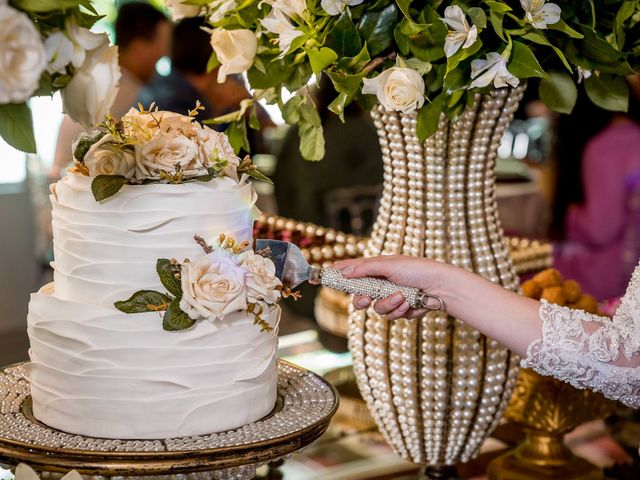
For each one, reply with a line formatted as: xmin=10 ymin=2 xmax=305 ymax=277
xmin=28 ymin=174 xmax=280 ymax=439
xmin=29 ymin=285 xmax=279 ymax=439
xmin=52 ymin=173 xmax=258 ymax=307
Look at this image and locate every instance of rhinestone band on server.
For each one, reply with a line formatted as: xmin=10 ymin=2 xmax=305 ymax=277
xmin=347 ymin=86 xmax=527 ymax=466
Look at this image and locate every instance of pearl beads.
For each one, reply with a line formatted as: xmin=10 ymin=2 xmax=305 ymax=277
xmin=347 ymin=86 xmax=527 ymax=467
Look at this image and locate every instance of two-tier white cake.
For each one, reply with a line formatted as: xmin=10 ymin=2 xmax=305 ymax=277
xmin=26 ymin=108 xmax=280 ymax=439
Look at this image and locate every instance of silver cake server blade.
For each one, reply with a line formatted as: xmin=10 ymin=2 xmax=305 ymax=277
xmin=255 ymin=239 xmax=313 ymax=289
xmin=255 ymin=239 xmax=445 ymax=312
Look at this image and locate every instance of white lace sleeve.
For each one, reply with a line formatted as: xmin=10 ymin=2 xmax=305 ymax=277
xmin=521 ymin=263 xmax=640 ymax=408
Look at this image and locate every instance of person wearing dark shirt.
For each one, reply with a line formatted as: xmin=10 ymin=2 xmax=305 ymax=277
xmin=137 ymin=17 xmax=215 ymax=117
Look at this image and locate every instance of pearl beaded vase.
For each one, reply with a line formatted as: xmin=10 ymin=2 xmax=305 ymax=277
xmin=347 ymin=86 xmax=526 ymax=468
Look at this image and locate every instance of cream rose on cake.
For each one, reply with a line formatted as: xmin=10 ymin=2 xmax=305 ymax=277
xmin=83 ymin=134 xmax=136 ymax=178
xmin=135 ymin=130 xmax=208 ymax=180
xmin=179 ymin=249 xmax=248 ymax=321
xmin=197 ymin=125 xmax=241 ymax=180
xmin=241 ymin=251 xmax=282 ymax=304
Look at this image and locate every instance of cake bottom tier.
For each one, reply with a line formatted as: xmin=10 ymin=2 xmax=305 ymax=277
xmin=27 ymin=284 xmax=280 ymax=439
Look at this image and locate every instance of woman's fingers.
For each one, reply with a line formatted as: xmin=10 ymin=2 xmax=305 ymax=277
xmin=334 ymin=256 xmax=400 ymax=279
xmin=373 ymin=292 xmax=404 ymax=315
xmin=353 ymin=295 xmax=371 ymax=310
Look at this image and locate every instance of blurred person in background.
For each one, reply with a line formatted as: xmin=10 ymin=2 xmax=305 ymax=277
xmin=50 ymin=2 xmax=170 ymax=177
xmin=138 ymin=17 xmax=272 ymax=148
xmin=551 ymin=75 xmax=640 ymax=301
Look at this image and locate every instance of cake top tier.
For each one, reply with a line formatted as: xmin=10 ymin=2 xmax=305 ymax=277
xmin=70 ymin=103 xmax=269 ymax=202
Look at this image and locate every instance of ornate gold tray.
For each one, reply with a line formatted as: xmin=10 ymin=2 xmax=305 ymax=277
xmin=0 ymin=361 xmax=338 ymax=477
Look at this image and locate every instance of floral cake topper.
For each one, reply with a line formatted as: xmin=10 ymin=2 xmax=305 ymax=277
xmin=71 ymin=103 xmax=270 ymax=202
xmin=115 ymin=234 xmax=298 ymax=333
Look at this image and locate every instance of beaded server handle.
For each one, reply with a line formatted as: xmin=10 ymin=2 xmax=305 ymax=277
xmin=317 ymin=268 xmax=446 ymax=311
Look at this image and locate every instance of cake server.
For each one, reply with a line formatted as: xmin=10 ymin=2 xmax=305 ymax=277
xmin=255 ymin=239 xmax=445 ymax=311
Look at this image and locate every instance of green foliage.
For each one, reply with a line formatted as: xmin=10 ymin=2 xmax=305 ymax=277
xmin=508 ymin=42 xmax=546 ymax=79
xmin=0 ymin=103 xmax=36 ymax=153
xmin=156 ymin=259 xmax=182 ymax=297
xmin=114 ymin=290 xmax=172 ymax=314
xmin=73 ymin=131 xmax=106 ymax=163
xmin=584 ymin=74 xmax=629 ymax=112
xmin=539 ymin=72 xmax=578 ymax=114
xmin=91 ymin=175 xmax=128 ymax=202
xmin=326 ymin=10 xmax=363 ymax=57
xmin=200 ymin=0 xmax=640 ymax=159
xmin=163 ymin=299 xmax=196 ymax=331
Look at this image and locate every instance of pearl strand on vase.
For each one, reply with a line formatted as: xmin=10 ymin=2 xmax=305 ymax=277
xmin=479 ymin=86 xmax=527 ymax=448
xmin=400 ymin=113 xmax=426 ymax=258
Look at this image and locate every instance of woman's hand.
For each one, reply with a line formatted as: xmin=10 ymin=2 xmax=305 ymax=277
xmin=333 ymin=255 xmax=449 ymax=320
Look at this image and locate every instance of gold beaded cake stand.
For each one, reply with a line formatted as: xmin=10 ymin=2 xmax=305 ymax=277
xmin=0 ymin=361 xmax=338 ymax=479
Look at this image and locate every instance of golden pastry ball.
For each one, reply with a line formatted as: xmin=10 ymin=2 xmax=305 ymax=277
xmin=532 ymin=269 xmax=564 ymax=289
xmin=541 ymin=286 xmax=567 ymax=306
xmin=562 ymin=279 xmax=582 ymax=304
xmin=522 ymin=279 xmax=542 ymax=299
xmin=569 ymin=294 xmax=599 ymax=314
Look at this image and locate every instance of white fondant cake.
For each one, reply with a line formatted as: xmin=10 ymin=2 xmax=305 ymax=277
xmin=27 ymin=173 xmax=280 ymax=439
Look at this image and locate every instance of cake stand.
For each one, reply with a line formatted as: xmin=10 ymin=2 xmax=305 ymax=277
xmin=0 ymin=360 xmax=338 ymax=479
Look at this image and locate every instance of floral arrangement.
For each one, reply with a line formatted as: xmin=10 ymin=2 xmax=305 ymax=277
xmin=174 ymin=0 xmax=639 ymax=160
xmin=72 ymin=103 xmax=270 ymax=201
xmin=0 ymin=0 xmax=120 ymax=153
xmin=115 ymin=234 xmax=291 ymax=333
xmin=4 ymin=464 xmax=80 ymax=480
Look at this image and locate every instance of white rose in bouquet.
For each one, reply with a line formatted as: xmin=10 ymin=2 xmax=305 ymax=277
xmin=62 ymin=38 xmax=121 ymax=129
xmin=321 ymin=0 xmax=364 ymax=16
xmin=44 ymin=18 xmax=105 ymax=74
xmin=261 ymin=0 xmax=306 ymax=19
xmin=362 ymin=66 xmax=426 ymax=113
xmin=83 ymin=134 xmax=136 ymax=178
xmin=208 ymin=0 xmax=238 ymax=24
xmin=260 ymin=9 xmax=302 ymax=55
xmin=0 ymin=4 xmax=46 ymax=103
xmin=180 ymin=249 xmax=248 ymax=320
xmin=240 ymin=251 xmax=282 ymax=304
xmin=165 ymin=0 xmax=201 ymax=21
xmin=196 ymin=125 xmax=240 ymax=179
xmin=210 ymin=28 xmax=257 ymax=83
xmin=135 ymin=130 xmax=208 ymax=180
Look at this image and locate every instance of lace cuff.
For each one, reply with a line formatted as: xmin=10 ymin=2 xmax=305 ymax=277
xmin=521 ymin=300 xmax=640 ymax=408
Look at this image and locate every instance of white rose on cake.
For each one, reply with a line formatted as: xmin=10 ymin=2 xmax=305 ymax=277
xmin=180 ymin=249 xmax=248 ymax=321
xmin=62 ymin=38 xmax=121 ymax=129
xmin=83 ymin=134 xmax=136 ymax=178
xmin=362 ymin=66 xmax=425 ymax=114
xmin=240 ymin=251 xmax=282 ymax=304
xmin=0 ymin=3 xmax=47 ymax=103
xmin=135 ymin=130 xmax=208 ymax=180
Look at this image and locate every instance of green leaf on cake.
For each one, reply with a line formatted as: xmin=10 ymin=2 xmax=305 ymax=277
xmin=0 ymin=102 xmax=37 ymax=153
xmin=156 ymin=259 xmax=183 ymax=297
xmin=114 ymin=290 xmax=171 ymax=314
xmin=91 ymin=175 xmax=129 ymax=201
xmin=73 ymin=131 xmax=107 ymax=162
xmin=163 ymin=299 xmax=196 ymax=331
